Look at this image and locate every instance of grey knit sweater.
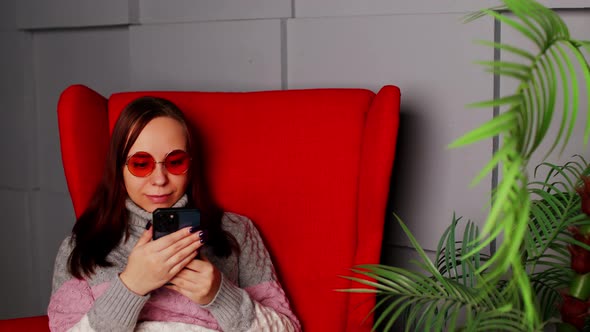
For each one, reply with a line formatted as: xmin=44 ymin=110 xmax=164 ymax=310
xmin=47 ymin=195 xmax=301 ymax=332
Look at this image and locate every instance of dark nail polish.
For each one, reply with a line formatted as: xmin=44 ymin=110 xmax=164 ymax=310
xmin=198 ymin=231 xmax=204 ymax=238
xmin=189 ymin=226 xmax=199 ymax=233
xmin=200 ymin=238 xmax=205 ymax=244
xmin=145 ymin=222 xmax=152 ymax=230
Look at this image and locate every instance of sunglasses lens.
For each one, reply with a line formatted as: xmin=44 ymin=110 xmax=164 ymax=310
xmin=164 ymin=150 xmax=190 ymax=175
xmin=127 ymin=152 xmax=155 ymax=177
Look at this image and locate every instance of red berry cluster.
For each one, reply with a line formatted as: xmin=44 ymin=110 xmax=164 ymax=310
xmin=561 ymin=176 xmax=590 ymax=331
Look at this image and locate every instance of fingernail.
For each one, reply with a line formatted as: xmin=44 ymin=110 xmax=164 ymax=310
xmin=189 ymin=226 xmax=199 ymax=233
xmin=198 ymin=231 xmax=204 ymax=238
xmin=145 ymin=222 xmax=152 ymax=230
xmin=200 ymin=238 xmax=205 ymax=244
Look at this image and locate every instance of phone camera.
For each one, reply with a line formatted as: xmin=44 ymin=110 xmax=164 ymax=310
xmin=154 ymin=212 xmax=179 ymax=233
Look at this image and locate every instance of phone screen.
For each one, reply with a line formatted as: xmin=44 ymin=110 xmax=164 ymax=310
xmin=152 ymin=208 xmax=201 ymax=240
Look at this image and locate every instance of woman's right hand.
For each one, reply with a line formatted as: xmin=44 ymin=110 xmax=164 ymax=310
xmin=120 ymin=225 xmax=204 ymax=296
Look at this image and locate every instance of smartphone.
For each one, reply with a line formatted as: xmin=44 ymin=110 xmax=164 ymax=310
xmin=152 ymin=207 xmax=201 ymax=240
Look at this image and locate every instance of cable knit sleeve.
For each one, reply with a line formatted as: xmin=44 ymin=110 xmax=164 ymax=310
xmin=203 ymin=213 xmax=301 ymax=331
xmin=47 ymin=237 xmax=150 ymax=332
xmin=47 ymin=237 xmax=93 ymax=332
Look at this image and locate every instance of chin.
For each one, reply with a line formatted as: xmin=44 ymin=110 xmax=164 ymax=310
xmin=147 ymin=203 xmax=173 ymax=213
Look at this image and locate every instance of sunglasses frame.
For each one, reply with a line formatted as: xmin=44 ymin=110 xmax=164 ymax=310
xmin=125 ymin=149 xmax=191 ymax=177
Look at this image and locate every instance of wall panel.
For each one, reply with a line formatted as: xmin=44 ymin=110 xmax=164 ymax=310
xmin=139 ymin=0 xmax=291 ymax=23
xmin=295 ymin=0 xmax=589 ymax=18
xmin=0 ymin=190 xmax=36 ymax=319
xmin=34 ymin=27 xmax=130 ymax=194
xmin=130 ymin=20 xmax=283 ymax=91
xmin=0 ymin=1 xmax=17 ymax=29
xmin=17 ymin=0 xmax=138 ymax=29
xmin=287 ymin=14 xmax=495 ymax=250
xmin=0 ymin=31 xmax=36 ymax=190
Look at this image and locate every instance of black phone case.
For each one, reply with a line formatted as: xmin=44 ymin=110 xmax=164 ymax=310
xmin=152 ymin=208 xmax=201 ymax=240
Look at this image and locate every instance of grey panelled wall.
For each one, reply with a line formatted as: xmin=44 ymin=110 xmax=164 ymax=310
xmin=129 ymin=20 xmax=283 ymax=91
xmin=16 ymin=0 xmax=139 ymax=29
xmin=138 ymin=0 xmax=290 ymax=23
xmin=32 ymin=27 xmax=132 ymax=312
xmin=0 ymin=0 xmax=588 ymax=321
xmin=287 ymin=14 xmax=494 ymax=249
xmin=295 ymin=0 xmax=588 ymax=17
xmin=0 ymin=0 xmax=38 ymax=319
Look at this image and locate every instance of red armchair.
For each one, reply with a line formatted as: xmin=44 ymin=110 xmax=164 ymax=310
xmin=0 ymin=84 xmax=400 ymax=331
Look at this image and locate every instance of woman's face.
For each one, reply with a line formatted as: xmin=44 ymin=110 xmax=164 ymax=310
xmin=123 ymin=116 xmax=189 ymax=213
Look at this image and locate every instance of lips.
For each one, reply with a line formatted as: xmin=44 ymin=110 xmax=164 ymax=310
xmin=146 ymin=194 xmax=172 ymax=204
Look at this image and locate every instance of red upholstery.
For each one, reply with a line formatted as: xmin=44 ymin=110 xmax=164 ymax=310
xmin=0 ymin=315 xmax=48 ymax=331
xmin=0 ymin=84 xmax=400 ymax=332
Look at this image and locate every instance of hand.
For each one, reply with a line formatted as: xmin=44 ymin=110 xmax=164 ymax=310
xmin=166 ymin=254 xmax=222 ymax=305
xmin=120 ymin=226 xmax=204 ymax=296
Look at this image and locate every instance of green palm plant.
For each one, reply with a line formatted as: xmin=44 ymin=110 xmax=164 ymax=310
xmin=526 ymin=158 xmax=590 ymax=330
xmin=346 ymin=158 xmax=590 ymax=331
xmin=344 ymin=0 xmax=590 ymax=330
xmin=347 ymin=215 xmax=527 ymax=331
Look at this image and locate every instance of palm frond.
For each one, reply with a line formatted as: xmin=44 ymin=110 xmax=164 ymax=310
xmin=345 ymin=1 xmax=590 ymax=330
xmin=525 ymin=160 xmax=590 ymax=272
xmin=448 ymin=0 xmax=590 ymax=328
xmin=435 ymin=214 xmax=488 ymax=288
xmin=342 ymin=216 xmax=537 ymax=331
xmin=531 ymin=267 xmax=573 ymax=320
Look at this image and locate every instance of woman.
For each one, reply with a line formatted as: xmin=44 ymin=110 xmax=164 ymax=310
xmin=48 ymin=96 xmax=301 ymax=331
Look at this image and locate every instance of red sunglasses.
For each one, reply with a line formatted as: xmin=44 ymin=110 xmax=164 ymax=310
xmin=125 ymin=149 xmax=191 ymax=177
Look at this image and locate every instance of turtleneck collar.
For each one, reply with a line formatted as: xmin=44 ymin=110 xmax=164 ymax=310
xmin=125 ymin=194 xmax=189 ymax=228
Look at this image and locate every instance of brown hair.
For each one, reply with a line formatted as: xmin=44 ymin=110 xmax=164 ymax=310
xmin=68 ymin=96 xmax=237 ymax=278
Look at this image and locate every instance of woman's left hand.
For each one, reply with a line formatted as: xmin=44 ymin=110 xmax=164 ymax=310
xmin=166 ymin=255 xmax=222 ymax=305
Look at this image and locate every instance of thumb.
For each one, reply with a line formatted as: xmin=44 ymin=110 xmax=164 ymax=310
xmin=136 ymin=222 xmax=153 ymax=247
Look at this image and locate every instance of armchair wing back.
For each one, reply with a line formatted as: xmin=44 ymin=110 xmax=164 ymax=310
xmin=0 ymin=84 xmax=400 ymax=332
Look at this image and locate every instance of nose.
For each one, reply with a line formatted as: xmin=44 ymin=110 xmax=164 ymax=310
xmin=150 ymin=162 xmax=169 ymax=186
